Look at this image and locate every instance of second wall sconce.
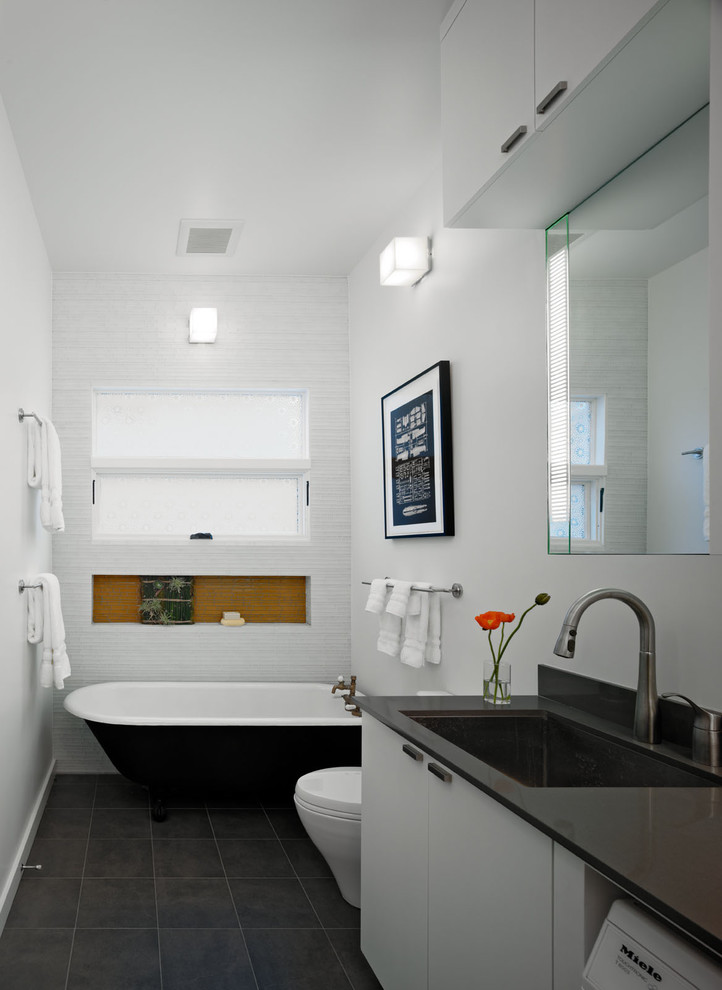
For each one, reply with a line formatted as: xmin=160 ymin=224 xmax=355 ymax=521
xmin=189 ymin=307 xmax=218 ymax=343
xmin=379 ymin=236 xmax=431 ymax=287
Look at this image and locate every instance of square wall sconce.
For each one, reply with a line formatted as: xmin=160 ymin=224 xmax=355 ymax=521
xmin=189 ymin=307 xmax=218 ymax=343
xmin=379 ymin=236 xmax=431 ymax=286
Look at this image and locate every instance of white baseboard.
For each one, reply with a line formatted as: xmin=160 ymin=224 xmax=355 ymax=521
xmin=0 ymin=760 xmax=56 ymax=934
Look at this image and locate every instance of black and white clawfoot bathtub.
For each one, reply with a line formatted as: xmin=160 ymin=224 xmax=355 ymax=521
xmin=64 ymin=681 xmax=362 ymax=820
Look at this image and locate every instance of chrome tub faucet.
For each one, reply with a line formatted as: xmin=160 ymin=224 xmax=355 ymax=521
xmin=553 ymin=588 xmax=660 ymax=744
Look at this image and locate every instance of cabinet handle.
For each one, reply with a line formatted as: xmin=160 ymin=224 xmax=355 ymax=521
xmin=428 ymin=763 xmax=452 ymax=783
xmin=402 ymin=743 xmax=424 ymax=762
xmin=500 ymin=125 xmax=527 ymax=154
xmin=536 ymin=80 xmax=568 ymax=115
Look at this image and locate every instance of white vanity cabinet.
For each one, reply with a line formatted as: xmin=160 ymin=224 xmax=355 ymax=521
xmin=360 ymin=717 xmax=428 ymax=990
xmin=361 ymin=716 xmax=553 ymax=990
xmin=440 ymin=0 xmax=534 ymax=226
xmin=533 ymin=0 xmax=659 ymax=129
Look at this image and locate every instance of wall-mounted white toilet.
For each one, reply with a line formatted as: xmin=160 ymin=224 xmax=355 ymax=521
xmin=294 ymin=766 xmax=362 ymax=908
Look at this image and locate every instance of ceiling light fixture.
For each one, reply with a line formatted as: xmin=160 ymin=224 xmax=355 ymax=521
xmin=189 ymin=307 xmax=218 ymax=343
xmin=379 ymin=236 xmax=431 ymax=287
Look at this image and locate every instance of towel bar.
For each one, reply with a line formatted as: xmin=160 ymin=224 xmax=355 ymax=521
xmin=18 ymin=408 xmax=42 ymax=425
xmin=18 ymin=580 xmax=42 ymax=593
xmin=362 ymin=580 xmax=463 ymax=599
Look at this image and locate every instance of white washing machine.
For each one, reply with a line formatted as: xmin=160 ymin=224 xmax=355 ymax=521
xmin=582 ymin=900 xmax=722 ymax=990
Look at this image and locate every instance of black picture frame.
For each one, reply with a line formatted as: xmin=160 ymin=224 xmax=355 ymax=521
xmin=381 ymin=360 xmax=454 ymax=539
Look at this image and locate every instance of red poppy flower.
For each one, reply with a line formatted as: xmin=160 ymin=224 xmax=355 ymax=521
xmin=500 ymin=613 xmax=515 ymax=623
xmin=475 ymin=611 xmax=502 ymax=630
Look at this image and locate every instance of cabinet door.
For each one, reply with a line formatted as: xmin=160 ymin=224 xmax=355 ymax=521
xmin=361 ymin=717 xmax=429 ymax=990
xmin=534 ymin=0 xmax=660 ymax=128
xmin=427 ymin=770 xmax=553 ymax=990
xmin=441 ymin=0 xmax=534 ymax=225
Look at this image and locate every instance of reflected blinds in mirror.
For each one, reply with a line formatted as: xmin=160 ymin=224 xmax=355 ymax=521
xmin=546 ymin=216 xmax=570 ymax=550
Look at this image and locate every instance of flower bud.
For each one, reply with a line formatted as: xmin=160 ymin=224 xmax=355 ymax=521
xmin=535 ymin=593 xmax=551 ymax=605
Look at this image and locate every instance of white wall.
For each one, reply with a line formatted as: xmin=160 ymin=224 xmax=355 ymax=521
xmin=0 ymin=95 xmax=53 ymax=922
xmin=52 ymin=274 xmax=350 ymax=771
xmin=348 ymin=168 xmax=722 ymax=707
xmin=647 ymin=249 xmax=709 ymax=553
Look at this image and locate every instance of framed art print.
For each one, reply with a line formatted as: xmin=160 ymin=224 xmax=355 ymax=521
xmin=381 ymin=360 xmax=454 ymax=538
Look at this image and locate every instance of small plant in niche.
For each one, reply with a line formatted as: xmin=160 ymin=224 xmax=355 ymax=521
xmin=139 ymin=576 xmax=194 ymax=625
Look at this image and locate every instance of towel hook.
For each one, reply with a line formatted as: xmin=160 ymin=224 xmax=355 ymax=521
xmin=18 ymin=408 xmax=42 ymax=425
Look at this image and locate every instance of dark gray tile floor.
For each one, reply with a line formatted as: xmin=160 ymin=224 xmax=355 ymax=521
xmin=0 ymin=774 xmax=381 ymax=990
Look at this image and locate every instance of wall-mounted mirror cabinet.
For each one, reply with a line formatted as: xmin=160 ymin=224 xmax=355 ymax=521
xmin=547 ymin=106 xmax=709 ymax=554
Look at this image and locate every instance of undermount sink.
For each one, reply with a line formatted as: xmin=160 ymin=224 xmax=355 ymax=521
xmin=402 ymin=710 xmax=716 ymax=788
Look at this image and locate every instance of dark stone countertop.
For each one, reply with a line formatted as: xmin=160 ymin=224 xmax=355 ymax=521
xmin=355 ymin=674 xmax=722 ymax=962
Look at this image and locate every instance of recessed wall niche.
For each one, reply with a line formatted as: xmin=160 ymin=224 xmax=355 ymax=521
xmin=92 ymin=575 xmax=307 ymax=624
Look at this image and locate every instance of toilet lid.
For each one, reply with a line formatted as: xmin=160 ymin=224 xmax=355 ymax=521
xmin=295 ymin=766 xmax=361 ymax=816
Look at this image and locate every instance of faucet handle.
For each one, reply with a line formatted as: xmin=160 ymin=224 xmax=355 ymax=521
xmin=661 ymin=693 xmax=722 ymax=766
xmin=332 ymin=675 xmax=357 ymax=696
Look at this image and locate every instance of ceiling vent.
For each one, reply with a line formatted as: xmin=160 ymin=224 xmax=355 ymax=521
xmin=177 ymin=219 xmax=244 ymax=256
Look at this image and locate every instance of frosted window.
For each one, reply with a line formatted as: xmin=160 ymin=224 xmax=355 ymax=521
xmin=570 ymin=401 xmax=592 ymax=465
xmin=94 ymin=390 xmax=307 ymax=459
xmin=95 ymin=474 xmax=304 ymax=537
xmin=550 ymin=483 xmax=586 ymax=541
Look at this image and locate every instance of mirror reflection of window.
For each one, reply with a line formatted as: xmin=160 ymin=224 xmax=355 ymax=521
xmin=547 ymin=106 xmax=709 ymax=555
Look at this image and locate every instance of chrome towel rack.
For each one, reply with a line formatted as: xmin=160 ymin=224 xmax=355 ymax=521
xmin=681 ymin=448 xmax=704 ymax=459
xmin=18 ymin=580 xmax=42 ymax=593
xmin=362 ymin=580 xmax=463 ymax=599
xmin=18 ymin=408 xmax=42 ymax=425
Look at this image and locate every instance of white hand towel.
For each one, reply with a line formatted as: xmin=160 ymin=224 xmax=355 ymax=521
xmin=424 ymin=592 xmax=442 ymax=664
xmin=26 ymin=585 xmax=44 ymax=645
xmin=365 ymin=579 xmax=389 ymax=614
xmin=703 ymin=443 xmax=710 ymax=541
xmin=31 ymin=574 xmax=71 ymax=689
xmin=400 ymin=587 xmax=430 ymax=668
xmin=377 ymin=610 xmax=403 ymax=657
xmin=27 ymin=420 xmax=43 ymax=489
xmin=27 ymin=416 xmax=65 ymax=533
xmin=386 ymin=580 xmax=413 ymax=618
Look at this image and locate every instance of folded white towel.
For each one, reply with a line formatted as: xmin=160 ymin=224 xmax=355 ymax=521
xmin=424 ymin=592 xmax=441 ymax=664
xmin=26 ymin=573 xmax=71 ymax=689
xmin=377 ymin=610 xmax=403 ymax=657
xmin=703 ymin=443 xmax=710 ymax=541
xmin=364 ymin=579 xmax=389 ymax=614
xmin=26 ymin=585 xmax=44 ymax=645
xmin=27 ymin=416 xmax=65 ymax=533
xmin=400 ymin=587 xmax=430 ymax=668
xmin=386 ymin=580 xmax=413 ymax=618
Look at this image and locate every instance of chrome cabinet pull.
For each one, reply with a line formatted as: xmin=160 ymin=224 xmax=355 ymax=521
xmin=428 ymin=763 xmax=452 ymax=783
xmin=536 ymin=80 xmax=568 ymax=115
xmin=402 ymin=743 xmax=424 ymax=762
xmin=500 ymin=125 xmax=527 ymax=154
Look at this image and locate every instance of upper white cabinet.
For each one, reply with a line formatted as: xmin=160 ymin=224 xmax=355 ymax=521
xmin=441 ymin=0 xmax=710 ymax=228
xmin=534 ymin=0 xmax=659 ymax=128
xmin=441 ymin=0 xmax=534 ymax=227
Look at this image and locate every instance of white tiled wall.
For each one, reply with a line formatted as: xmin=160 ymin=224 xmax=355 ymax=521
xmin=570 ymin=279 xmax=648 ymax=553
xmin=52 ymin=273 xmax=351 ymax=771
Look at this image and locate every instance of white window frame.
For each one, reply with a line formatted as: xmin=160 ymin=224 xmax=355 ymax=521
xmin=90 ymin=388 xmax=311 ymax=543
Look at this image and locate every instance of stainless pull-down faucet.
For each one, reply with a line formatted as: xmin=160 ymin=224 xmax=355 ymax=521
xmin=553 ymin=588 xmax=659 ymax=744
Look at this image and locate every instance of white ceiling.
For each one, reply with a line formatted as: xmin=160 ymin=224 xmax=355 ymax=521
xmin=0 ymin=0 xmax=452 ymax=275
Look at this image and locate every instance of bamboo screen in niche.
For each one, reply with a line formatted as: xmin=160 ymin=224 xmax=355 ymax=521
xmin=92 ymin=575 xmax=307 ymax=623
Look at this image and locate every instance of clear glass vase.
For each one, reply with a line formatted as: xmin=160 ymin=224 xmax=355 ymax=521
xmin=483 ymin=660 xmax=511 ymax=705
